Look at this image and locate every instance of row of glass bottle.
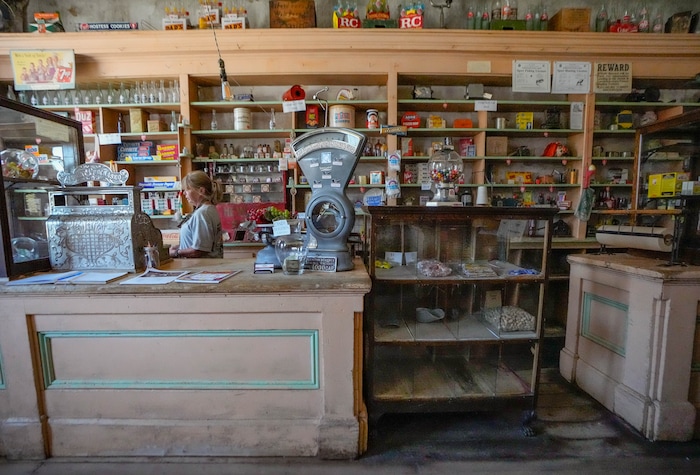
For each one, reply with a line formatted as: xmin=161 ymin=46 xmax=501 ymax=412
xmin=594 ymin=5 xmax=666 ymax=33
xmin=465 ymin=1 xmax=551 ymax=30
xmin=7 ymin=79 xmax=180 ymax=107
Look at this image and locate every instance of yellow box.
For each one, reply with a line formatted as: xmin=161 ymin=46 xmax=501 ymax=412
xmin=648 ymin=172 xmax=688 ymax=198
xmin=515 ymin=112 xmax=534 ymax=130
xmin=129 ymin=109 xmax=148 ymax=133
xmin=486 ymin=136 xmax=508 ymax=156
xmin=506 ymin=171 xmax=534 ymax=185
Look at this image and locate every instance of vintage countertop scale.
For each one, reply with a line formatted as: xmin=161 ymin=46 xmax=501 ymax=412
xmin=291 ymin=127 xmax=366 ymax=271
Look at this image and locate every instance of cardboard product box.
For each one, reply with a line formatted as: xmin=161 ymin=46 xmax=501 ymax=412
xmin=549 ymin=8 xmax=591 ymax=32
xmin=515 ymin=112 xmax=534 ymax=130
xmin=269 ymin=0 xmax=316 ymax=28
xmin=147 ymin=120 xmax=164 ymax=132
xmin=486 ymin=136 xmax=508 ymax=156
xmin=648 ymin=172 xmax=689 ymax=198
xmin=74 ymin=109 xmax=95 ymax=134
xmin=129 ymin=109 xmax=148 ymax=133
xmin=681 ymin=180 xmax=700 ymax=196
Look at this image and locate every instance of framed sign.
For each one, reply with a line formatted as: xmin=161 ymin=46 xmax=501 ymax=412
xmin=10 ymin=49 xmax=75 ymax=91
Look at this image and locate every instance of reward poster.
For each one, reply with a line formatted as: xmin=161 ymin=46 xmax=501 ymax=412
xmin=9 ymin=49 xmax=75 ymax=91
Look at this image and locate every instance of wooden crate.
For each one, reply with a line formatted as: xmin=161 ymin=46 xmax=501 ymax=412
xmin=549 ymin=8 xmax=591 ymax=32
xmin=269 ymin=0 xmax=316 ymax=28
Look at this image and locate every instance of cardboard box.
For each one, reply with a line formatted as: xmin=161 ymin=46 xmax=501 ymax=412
xmin=129 ymin=109 xmax=148 ymax=133
xmin=147 ymin=120 xmax=164 ymax=132
xmin=486 ymin=136 xmax=508 ymax=156
xmin=515 ymin=112 xmax=534 ymax=130
xmin=681 ymin=180 xmax=700 ymax=196
xmin=648 ymin=172 xmax=689 ymax=198
xmin=549 ymin=8 xmax=591 ymax=32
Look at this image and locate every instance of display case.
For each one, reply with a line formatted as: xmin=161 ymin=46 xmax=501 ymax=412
xmin=633 ymin=108 xmax=700 ymax=265
xmin=364 ymin=205 xmax=557 ymax=434
xmin=0 ymin=97 xmax=84 ymax=280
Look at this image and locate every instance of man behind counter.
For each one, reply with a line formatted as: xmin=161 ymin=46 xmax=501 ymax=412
xmin=170 ymin=170 xmax=224 ymax=259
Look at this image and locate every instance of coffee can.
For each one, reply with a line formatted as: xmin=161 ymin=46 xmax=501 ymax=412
xmin=366 ymin=109 xmax=379 ymax=129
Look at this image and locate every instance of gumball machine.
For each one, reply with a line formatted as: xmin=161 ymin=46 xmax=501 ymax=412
xmin=428 ymin=138 xmax=463 ymax=204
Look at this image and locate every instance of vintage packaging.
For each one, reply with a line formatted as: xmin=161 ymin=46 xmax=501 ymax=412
xmin=648 ymin=172 xmax=689 ymax=198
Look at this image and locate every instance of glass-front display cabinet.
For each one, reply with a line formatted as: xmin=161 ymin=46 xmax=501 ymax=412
xmin=0 ymin=97 xmax=84 ymax=279
xmin=364 ymin=205 xmax=557 ymax=434
xmin=633 ymin=109 xmax=700 ymax=265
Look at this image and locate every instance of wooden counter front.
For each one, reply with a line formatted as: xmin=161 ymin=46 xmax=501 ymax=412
xmin=0 ymin=259 xmax=371 ymax=459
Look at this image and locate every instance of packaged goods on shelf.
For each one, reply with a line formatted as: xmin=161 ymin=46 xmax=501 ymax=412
xmin=681 ymin=180 xmax=700 ymax=196
xmin=147 ymin=119 xmax=165 ymax=132
xmin=548 ymin=8 xmax=591 ymax=32
xmin=129 ymin=109 xmax=148 ymax=132
xmin=515 ymin=112 xmax=534 ymax=130
xmin=648 ymin=172 xmax=689 ymax=198
xmin=156 ymin=144 xmax=178 ymax=160
xmin=486 ymin=136 xmax=508 ymax=156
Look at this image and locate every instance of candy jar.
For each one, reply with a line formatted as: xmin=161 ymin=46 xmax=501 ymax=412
xmin=428 ymin=138 xmax=463 ymax=202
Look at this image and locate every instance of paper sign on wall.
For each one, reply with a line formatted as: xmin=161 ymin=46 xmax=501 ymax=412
xmin=512 ymin=60 xmax=551 ymax=93
xmin=594 ymin=62 xmax=633 ymax=94
xmin=552 ymin=62 xmax=591 ymax=94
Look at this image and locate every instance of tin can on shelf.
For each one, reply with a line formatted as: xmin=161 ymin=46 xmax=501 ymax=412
xmin=329 ymin=104 xmax=355 ymax=127
xmin=366 ymin=109 xmax=379 ymax=129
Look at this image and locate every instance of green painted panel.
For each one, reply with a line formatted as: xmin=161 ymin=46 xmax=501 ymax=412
xmin=38 ymin=329 xmax=319 ymax=390
xmin=581 ymin=292 xmax=628 ymax=357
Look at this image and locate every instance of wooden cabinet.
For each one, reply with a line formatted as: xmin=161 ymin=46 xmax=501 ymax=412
xmin=364 ymin=205 xmax=557 ymax=433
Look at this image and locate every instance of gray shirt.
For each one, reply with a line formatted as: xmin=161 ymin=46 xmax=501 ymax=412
xmin=179 ymin=204 xmax=223 ymax=258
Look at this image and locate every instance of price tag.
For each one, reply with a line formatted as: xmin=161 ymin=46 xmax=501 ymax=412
xmin=272 ymin=220 xmax=291 ymax=237
xmin=282 ymin=99 xmax=306 ymax=113
xmin=475 ymin=100 xmax=497 ymax=111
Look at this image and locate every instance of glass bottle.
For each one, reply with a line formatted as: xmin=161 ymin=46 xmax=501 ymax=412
xmin=171 ymin=79 xmax=180 ymax=103
xmin=117 ymin=113 xmax=126 ymax=134
xmin=491 ymin=0 xmax=502 ymax=21
xmin=148 ymin=80 xmax=157 ymax=103
xmin=170 ymin=111 xmax=177 ymax=132
xmin=481 ymin=10 xmax=490 ymax=30
xmin=637 ymin=6 xmax=649 ymax=33
xmin=525 ymin=7 xmax=534 ymax=30
xmin=118 ymin=82 xmax=127 ymax=104
xmin=466 ymin=6 xmax=476 ymax=29
xmin=106 ymin=82 xmax=115 ymax=104
xmin=30 ymin=91 xmax=38 ymax=106
xmin=652 ymin=10 xmax=664 ymax=33
xmin=158 ymin=79 xmax=167 ymax=103
xmin=221 ymin=143 xmax=229 ymax=158
xmin=539 ymin=6 xmax=549 ymax=31
xmin=133 ymin=82 xmax=141 ymax=104
xmin=269 ymin=108 xmax=276 ymax=130
xmin=210 ymin=109 xmax=218 ymax=130
xmin=140 ymin=81 xmax=148 ymax=104
xmin=595 ymin=4 xmax=608 ymax=32
xmin=6 ymin=85 xmax=16 ymax=101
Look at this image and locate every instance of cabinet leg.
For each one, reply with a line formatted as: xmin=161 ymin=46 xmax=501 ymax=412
xmin=521 ymin=409 xmax=537 ymax=437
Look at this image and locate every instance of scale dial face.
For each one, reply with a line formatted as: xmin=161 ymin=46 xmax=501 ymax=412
xmin=306 ymin=193 xmax=354 ymax=241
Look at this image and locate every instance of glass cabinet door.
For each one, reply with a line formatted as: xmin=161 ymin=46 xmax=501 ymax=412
xmin=1 ymin=97 xmax=85 ymax=279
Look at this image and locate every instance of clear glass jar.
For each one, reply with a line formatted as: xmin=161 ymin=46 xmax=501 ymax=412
xmin=428 ymin=140 xmax=464 ymax=202
xmin=275 ymin=233 xmax=308 ymax=275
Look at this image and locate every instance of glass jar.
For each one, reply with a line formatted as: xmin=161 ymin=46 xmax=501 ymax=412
xmin=428 ymin=140 xmax=463 ymax=202
xmin=274 ymin=233 xmax=309 ymax=275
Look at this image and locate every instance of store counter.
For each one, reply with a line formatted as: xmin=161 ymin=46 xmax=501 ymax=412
xmin=0 ymin=259 xmax=371 ymax=459
xmin=560 ymin=253 xmax=700 ymax=441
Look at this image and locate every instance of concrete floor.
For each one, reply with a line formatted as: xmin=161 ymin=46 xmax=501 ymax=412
xmin=2 ymin=370 xmax=700 ymax=475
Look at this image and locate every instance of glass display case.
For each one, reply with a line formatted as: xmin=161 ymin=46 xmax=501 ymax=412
xmin=633 ymin=109 xmax=700 ymax=265
xmin=0 ymin=97 xmax=84 ymax=279
xmin=364 ymin=205 xmax=557 ymax=434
